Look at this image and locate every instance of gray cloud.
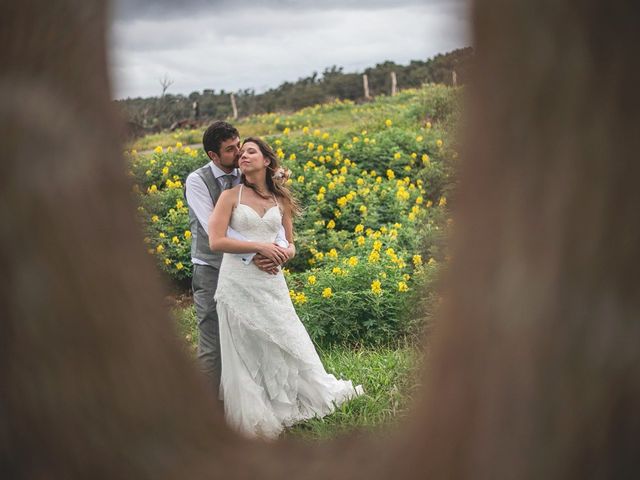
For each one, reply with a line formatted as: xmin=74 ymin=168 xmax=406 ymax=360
xmin=111 ymin=0 xmax=465 ymax=22
xmin=108 ymin=1 xmax=470 ymax=98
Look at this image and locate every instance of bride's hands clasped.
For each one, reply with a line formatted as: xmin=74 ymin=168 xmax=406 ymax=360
xmin=257 ymin=242 xmax=290 ymax=265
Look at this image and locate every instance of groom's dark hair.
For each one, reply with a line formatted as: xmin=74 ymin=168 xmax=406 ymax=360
xmin=202 ymin=121 xmax=239 ymax=155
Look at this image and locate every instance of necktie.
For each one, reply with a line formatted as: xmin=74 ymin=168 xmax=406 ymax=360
xmin=220 ymin=174 xmax=234 ymax=190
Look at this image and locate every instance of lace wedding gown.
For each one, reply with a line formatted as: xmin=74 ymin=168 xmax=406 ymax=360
xmin=215 ymin=186 xmax=363 ymax=440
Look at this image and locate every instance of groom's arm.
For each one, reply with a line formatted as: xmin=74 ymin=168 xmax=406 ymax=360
xmin=226 ymin=227 xmax=254 ymax=264
xmin=234 ymin=226 xmax=288 ymax=265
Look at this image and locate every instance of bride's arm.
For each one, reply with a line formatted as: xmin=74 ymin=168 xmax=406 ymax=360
xmin=208 ymin=190 xmax=288 ymax=264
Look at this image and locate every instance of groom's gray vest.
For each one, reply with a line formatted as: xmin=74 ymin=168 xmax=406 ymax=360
xmin=187 ymin=164 xmax=223 ymax=268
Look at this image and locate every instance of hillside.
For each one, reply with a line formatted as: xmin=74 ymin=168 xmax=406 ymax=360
xmin=117 ymin=47 xmax=472 ymax=133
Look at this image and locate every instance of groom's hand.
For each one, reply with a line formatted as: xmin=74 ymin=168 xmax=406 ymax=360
xmin=253 ymin=253 xmax=280 ymax=275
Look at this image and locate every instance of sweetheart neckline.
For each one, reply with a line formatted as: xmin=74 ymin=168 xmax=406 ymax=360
xmin=236 ymin=203 xmax=280 ymax=220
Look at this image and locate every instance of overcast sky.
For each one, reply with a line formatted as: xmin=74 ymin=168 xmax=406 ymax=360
xmin=108 ymin=0 xmax=470 ymax=99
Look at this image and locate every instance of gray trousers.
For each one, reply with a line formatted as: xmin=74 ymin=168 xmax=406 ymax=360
xmin=192 ymin=264 xmax=222 ymax=400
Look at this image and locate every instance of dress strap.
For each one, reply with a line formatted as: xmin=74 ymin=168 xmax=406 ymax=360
xmin=238 ymin=184 xmax=243 ymax=205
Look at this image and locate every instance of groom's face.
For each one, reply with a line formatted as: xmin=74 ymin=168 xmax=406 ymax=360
xmin=209 ymin=136 xmax=240 ymax=170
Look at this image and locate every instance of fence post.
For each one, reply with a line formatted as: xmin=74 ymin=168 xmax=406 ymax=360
xmin=363 ymin=74 xmax=371 ymax=99
xmin=390 ymin=71 xmax=397 ymax=96
xmin=230 ymin=93 xmax=238 ymax=119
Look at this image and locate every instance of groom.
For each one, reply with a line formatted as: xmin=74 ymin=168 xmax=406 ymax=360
xmin=185 ymin=121 xmax=286 ymax=399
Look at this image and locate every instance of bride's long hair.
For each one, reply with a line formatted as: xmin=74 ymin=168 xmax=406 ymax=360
xmin=240 ymin=137 xmax=301 ymax=216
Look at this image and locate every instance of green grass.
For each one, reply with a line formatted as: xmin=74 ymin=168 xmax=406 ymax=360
xmin=129 ymin=129 xmax=203 ymax=152
xmin=127 ymin=85 xmax=459 ymax=153
xmin=172 ymin=304 xmax=422 ymax=439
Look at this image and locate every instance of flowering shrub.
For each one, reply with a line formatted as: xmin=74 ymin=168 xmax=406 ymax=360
xmin=128 ymin=85 xmax=458 ymax=345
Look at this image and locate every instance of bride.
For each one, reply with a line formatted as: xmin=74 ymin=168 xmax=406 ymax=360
xmin=208 ymin=137 xmax=363 ymax=440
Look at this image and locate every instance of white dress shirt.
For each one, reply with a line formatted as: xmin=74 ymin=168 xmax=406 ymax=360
xmin=185 ymin=162 xmax=288 ymax=265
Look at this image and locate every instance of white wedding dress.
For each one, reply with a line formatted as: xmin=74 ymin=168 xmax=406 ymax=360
xmin=215 ymin=185 xmax=364 ymax=440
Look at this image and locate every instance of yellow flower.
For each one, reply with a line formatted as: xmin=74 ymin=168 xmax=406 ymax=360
xmin=385 ymin=247 xmax=395 ymax=256
xmin=297 ymin=176 xmax=305 ymax=183
xmin=359 ymin=205 xmax=367 ymax=214
xmin=148 ymin=185 xmax=158 ymax=194
xmin=307 ymin=142 xmax=315 ymax=150
xmin=416 ymin=135 xmax=423 ymax=142
xmin=145 ymin=169 xmax=152 ymax=176
xmin=368 ymin=250 xmax=380 ymax=263
xmin=283 ymin=127 xmax=290 ymax=135
xmin=422 ymin=154 xmax=430 ymax=165
xmin=156 ymin=244 xmax=164 ymax=253
xmin=151 ymin=215 xmax=159 ymax=223
xmin=373 ymin=240 xmax=382 ymax=251
xmin=317 ymin=193 xmax=325 ymax=201
xmin=162 ymin=166 xmax=169 ymax=176
xmin=176 ymin=262 xmax=184 ymax=270
xmin=295 ymin=292 xmax=307 ymax=305
xmin=327 ymin=219 xmax=336 ymax=229
xmin=413 ymin=255 xmax=422 ymax=266
xmin=371 ymin=279 xmax=382 ymax=295
xmin=164 ymin=258 xmax=172 ymax=265
xmin=428 ymin=258 xmax=437 ymax=266
xmin=317 ymin=144 xmax=324 ymax=153
xmin=289 ymin=153 xmax=296 ymax=161
xmin=439 ymin=197 xmax=447 ymax=207
xmin=176 ymin=199 xmax=184 ymax=209
xmin=426 ymin=121 xmax=432 ymax=129
xmin=357 ymin=236 xmax=365 ymax=246
xmin=171 ymin=236 xmax=179 ymax=244
xmin=354 ymin=224 xmax=364 ymax=234
xmin=302 ymin=126 xmax=310 ymax=134
xmin=308 ymin=275 xmax=317 ymax=285
xmin=347 ymin=256 xmax=358 ymax=267
xmin=328 ymin=248 xmax=338 ymax=259
xmin=436 ymin=139 xmax=443 ymax=148
xmin=313 ymin=129 xmax=321 ymax=137
xmin=322 ymin=287 xmax=333 ymax=298
xmin=398 ymin=281 xmax=409 ymax=292
xmin=386 ymin=169 xmax=395 ymax=180
xmin=154 ymin=146 xmax=163 ymax=153
xmin=328 ymin=182 xmax=336 ymax=190
xmin=332 ymin=267 xmax=342 ymax=275
xmin=314 ymin=252 xmax=324 ymax=261
xmin=184 ymin=146 xmax=191 ymax=154
xmin=184 ymin=230 xmax=192 ymax=240
xmin=385 ymin=119 xmax=392 ymax=127
xmin=393 ymin=152 xmax=402 ymax=160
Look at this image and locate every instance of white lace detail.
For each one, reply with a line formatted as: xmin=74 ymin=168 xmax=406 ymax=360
xmin=215 ymin=201 xmax=363 ymax=440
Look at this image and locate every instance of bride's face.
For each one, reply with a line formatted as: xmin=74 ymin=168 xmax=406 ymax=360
xmin=238 ymin=142 xmax=269 ymax=174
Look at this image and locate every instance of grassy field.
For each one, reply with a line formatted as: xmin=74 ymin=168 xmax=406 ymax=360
xmin=173 ymin=304 xmax=423 ymax=439
xmin=127 ymin=86 xmax=458 ymax=152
